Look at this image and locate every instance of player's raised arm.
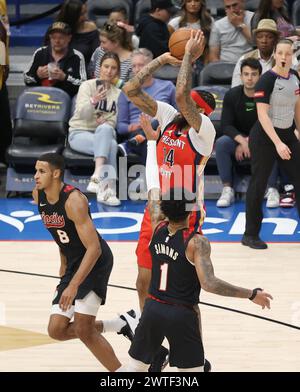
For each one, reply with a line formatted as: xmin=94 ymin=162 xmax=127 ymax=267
xmin=140 ymin=113 xmax=164 ymax=229
xmin=176 ymin=30 xmax=205 ymax=131
xmin=122 ymin=52 xmax=180 ymax=117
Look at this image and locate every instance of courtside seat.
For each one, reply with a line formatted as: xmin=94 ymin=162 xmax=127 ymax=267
xmin=63 ymin=143 xmax=94 ymax=169
xmin=6 ymin=87 xmax=70 ymax=166
xmin=6 ymin=87 xmax=71 ymax=192
xmin=199 ymin=62 xmax=235 ymax=87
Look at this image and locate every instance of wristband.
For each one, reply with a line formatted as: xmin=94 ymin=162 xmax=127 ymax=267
xmin=249 ymin=287 xmax=262 ymax=300
xmin=238 ymin=23 xmax=246 ymax=30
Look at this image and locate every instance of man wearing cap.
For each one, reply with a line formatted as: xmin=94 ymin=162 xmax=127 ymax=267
xmin=136 ymin=0 xmax=177 ymax=58
xmin=24 ymin=22 xmax=86 ymax=97
xmin=231 ymin=19 xmax=280 ymax=87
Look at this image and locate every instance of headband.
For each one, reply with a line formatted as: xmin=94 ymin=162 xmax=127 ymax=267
xmin=190 ymin=90 xmax=214 ymax=116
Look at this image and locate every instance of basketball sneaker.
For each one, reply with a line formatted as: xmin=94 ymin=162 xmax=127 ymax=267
xmin=204 ymin=359 xmax=212 ymax=372
xmin=117 ymin=309 xmax=140 ymax=341
xmin=148 ymin=346 xmax=169 ymax=372
xmin=280 ymin=184 xmax=295 ymax=208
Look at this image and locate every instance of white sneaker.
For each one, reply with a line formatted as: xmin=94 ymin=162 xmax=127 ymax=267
xmin=86 ymin=177 xmax=100 ymax=193
xmin=117 ymin=309 xmax=141 ymax=341
xmin=216 ymin=186 xmax=235 ymax=207
xmin=97 ymin=187 xmax=121 ymax=206
xmin=266 ymin=187 xmax=280 ymax=208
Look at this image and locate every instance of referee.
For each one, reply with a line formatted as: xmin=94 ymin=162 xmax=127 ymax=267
xmin=242 ymin=38 xmax=300 ymax=249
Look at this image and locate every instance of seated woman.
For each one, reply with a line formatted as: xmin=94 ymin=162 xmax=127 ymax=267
xmin=89 ymin=21 xmax=133 ymax=84
xmin=68 ymin=52 xmax=121 ymax=206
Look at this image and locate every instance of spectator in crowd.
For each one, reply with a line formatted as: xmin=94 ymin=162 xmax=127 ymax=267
xmin=24 ymin=22 xmax=86 ymax=98
xmin=68 ymin=52 xmax=121 ymax=206
xmin=89 ymin=22 xmax=133 ymax=84
xmin=232 ymin=19 xmax=279 ymax=87
xmin=117 ymin=48 xmax=177 ymax=166
xmin=0 ymin=0 xmax=11 ymax=166
xmin=168 ymin=0 xmax=214 ymax=65
xmin=251 ymin=0 xmax=299 ymax=40
xmin=53 ymin=0 xmax=100 ymax=65
xmin=136 ymin=0 xmax=177 ymax=58
xmin=108 ymin=6 xmax=139 ymax=49
xmin=209 ymin=0 xmax=253 ymax=62
xmin=216 ymin=58 xmax=281 ymax=208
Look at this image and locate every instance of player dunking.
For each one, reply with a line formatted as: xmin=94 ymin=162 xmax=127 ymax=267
xmin=32 ymin=153 xmax=121 ymax=372
xmin=117 ymin=117 xmax=273 ymax=372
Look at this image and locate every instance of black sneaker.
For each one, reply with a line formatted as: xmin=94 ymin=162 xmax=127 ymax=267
xmin=241 ymin=234 xmax=268 ymax=249
xmin=117 ymin=309 xmax=139 ymax=342
xmin=204 ymin=359 xmax=211 ymax=372
xmin=148 ymin=346 xmax=169 ymax=372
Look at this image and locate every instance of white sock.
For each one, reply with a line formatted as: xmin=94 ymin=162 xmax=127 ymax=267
xmin=102 ymin=317 xmax=126 ymax=333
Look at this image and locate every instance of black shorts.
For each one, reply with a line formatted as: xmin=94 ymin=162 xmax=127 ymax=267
xmin=129 ymin=299 xmax=204 ymax=368
xmin=53 ymin=238 xmax=113 ymax=306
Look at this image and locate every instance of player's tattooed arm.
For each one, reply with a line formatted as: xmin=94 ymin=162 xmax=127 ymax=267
xmin=148 ymin=188 xmax=165 ymax=229
xmin=122 ymin=56 xmax=167 ymax=116
xmin=194 ymin=235 xmax=252 ymax=298
xmin=176 ymin=52 xmax=201 ymax=131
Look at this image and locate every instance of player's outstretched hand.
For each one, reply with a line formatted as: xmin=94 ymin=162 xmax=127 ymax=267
xmin=140 ymin=113 xmax=159 ymax=141
xmin=251 ymin=289 xmax=273 ymax=309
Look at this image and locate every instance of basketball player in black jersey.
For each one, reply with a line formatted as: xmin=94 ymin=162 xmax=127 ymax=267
xmin=32 ymin=153 xmax=121 ymax=372
xmin=118 ymin=116 xmax=273 ymax=372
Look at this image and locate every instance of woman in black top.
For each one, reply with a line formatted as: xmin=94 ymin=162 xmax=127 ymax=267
xmin=242 ymin=38 xmax=300 ymax=249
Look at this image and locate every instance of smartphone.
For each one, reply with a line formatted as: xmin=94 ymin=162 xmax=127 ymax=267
xmin=96 ymin=80 xmax=109 ymax=91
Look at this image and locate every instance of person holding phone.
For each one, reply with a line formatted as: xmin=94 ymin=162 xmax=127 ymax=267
xmin=68 ymin=52 xmax=121 ymax=206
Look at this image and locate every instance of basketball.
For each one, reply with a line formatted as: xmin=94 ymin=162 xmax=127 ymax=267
xmin=168 ymin=28 xmax=192 ymax=60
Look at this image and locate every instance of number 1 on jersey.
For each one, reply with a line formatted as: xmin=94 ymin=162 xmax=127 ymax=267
xmin=159 ymin=263 xmax=169 ymax=291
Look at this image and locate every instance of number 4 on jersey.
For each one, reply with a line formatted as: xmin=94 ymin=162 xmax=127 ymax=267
xmin=163 ymin=148 xmax=175 ymax=167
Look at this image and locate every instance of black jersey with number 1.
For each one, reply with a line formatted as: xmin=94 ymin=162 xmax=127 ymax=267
xmin=149 ymin=221 xmax=201 ymax=306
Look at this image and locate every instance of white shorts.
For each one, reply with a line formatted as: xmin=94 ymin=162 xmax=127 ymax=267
xmin=51 ymin=291 xmax=102 ymax=319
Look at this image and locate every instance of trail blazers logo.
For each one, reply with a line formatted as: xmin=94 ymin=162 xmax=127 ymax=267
xmin=41 ymin=212 xmax=65 ymax=228
xmin=25 ymin=91 xmax=62 ymax=104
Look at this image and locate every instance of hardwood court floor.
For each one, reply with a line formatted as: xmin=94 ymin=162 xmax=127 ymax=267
xmin=0 ymin=241 xmax=299 ymax=372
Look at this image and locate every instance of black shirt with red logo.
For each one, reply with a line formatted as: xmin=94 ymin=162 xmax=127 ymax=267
xmin=254 ymin=69 xmax=300 ymax=130
xmin=38 ymin=184 xmax=101 ymax=271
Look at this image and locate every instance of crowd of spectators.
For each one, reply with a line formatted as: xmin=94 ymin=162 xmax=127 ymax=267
xmin=2 ymin=0 xmax=300 ymax=207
